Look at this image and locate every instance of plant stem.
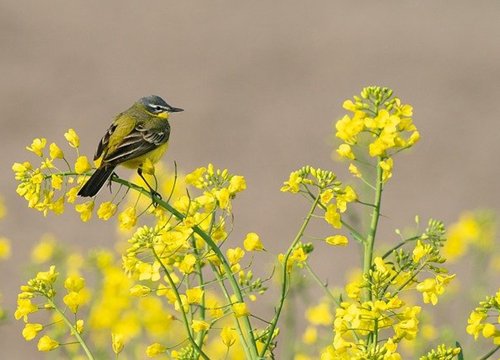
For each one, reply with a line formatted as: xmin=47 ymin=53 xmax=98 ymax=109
xmin=46 ymin=298 xmax=95 ymax=360
xmin=362 ymin=158 xmax=383 ymax=303
xmin=113 ymin=177 xmax=259 ymax=359
xmin=153 ymin=250 xmax=210 ymax=360
xmin=479 ymin=345 xmax=500 ymax=360
xmin=260 ymin=194 xmax=321 ymax=357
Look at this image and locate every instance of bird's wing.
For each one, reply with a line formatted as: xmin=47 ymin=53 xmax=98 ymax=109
xmin=94 ymin=123 xmax=117 ymax=161
xmin=102 ymin=123 xmax=170 ymax=165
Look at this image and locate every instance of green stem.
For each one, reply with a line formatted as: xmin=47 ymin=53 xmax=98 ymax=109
xmin=46 ymin=298 xmax=94 ymax=360
xmin=362 ymin=157 xmax=384 ymax=303
xmin=260 ymin=194 xmax=321 ymax=357
xmin=479 ymin=345 xmax=500 ymax=360
xmin=303 ymin=262 xmax=340 ymax=306
xmin=191 ymin=236 xmax=208 ymax=348
xmin=113 ymin=177 xmax=259 ymax=359
xmin=153 ymin=250 xmax=210 ymax=360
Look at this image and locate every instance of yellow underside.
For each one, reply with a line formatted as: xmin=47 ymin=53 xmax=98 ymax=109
xmin=120 ymin=142 xmax=169 ymax=169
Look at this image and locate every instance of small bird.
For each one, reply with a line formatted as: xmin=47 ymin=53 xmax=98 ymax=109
xmin=77 ymin=95 xmax=183 ymax=198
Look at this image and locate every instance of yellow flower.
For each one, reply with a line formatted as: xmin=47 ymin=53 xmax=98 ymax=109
xmin=380 ymin=158 xmax=394 ymax=182
xmin=306 ymin=302 xmax=333 ymax=325
xmin=26 ymin=138 xmax=47 ymax=157
xmin=146 ymin=343 xmax=167 ymax=357
xmin=111 ymin=333 xmax=124 ymax=355
xmin=75 ymin=156 xmax=91 ymax=174
xmin=412 ymin=240 xmax=431 ymax=262
xmin=97 ymin=201 xmax=117 ymax=221
xmin=31 ymin=234 xmax=56 ymax=263
xmin=229 ymin=175 xmax=247 ymax=194
xmin=335 ymin=113 xmax=364 ymax=144
xmin=37 ymin=335 xmax=59 ymax=351
xmin=466 ymin=310 xmax=486 ymax=339
xmin=118 ymin=207 xmax=137 ymax=230
xmin=232 ymin=302 xmax=249 ymax=317
xmin=227 ymin=247 xmax=245 ymax=265
xmin=51 ymin=174 xmax=63 ymax=190
xmin=179 ymin=254 xmax=197 ymax=274
xmin=243 ymin=232 xmax=264 ymax=251
xmin=336 ymin=144 xmax=355 ymax=160
xmin=22 ymin=323 xmax=43 ymax=341
xmin=64 ymin=128 xmax=80 ymax=148
xmin=215 ymin=188 xmax=230 ymax=209
xmin=186 ymin=288 xmax=204 ymax=304
xmin=281 ymin=171 xmax=302 ymax=193
xmin=325 ymin=235 xmax=348 ymax=246
xmin=129 ymin=284 xmax=152 ymax=297
xmin=191 ymin=320 xmax=210 ymax=333
xmin=325 ymin=204 xmax=341 ymax=229
xmin=221 ymin=326 xmax=237 ymax=347
xmin=0 ymin=237 xmax=11 ymax=259
xmin=15 ymin=298 xmax=38 ymax=321
xmin=348 ymin=163 xmax=362 ymax=178
xmin=320 ymin=189 xmax=334 ymax=205
xmin=302 ymin=326 xmax=317 ymax=344
xmin=75 ymin=200 xmax=94 ymax=222
xmin=417 ymin=274 xmax=455 ymax=305
xmin=63 ymin=291 xmax=83 ymax=313
xmin=49 ymin=142 xmax=64 ymax=159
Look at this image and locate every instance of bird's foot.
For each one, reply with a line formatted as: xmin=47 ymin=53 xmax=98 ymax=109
xmin=107 ymin=172 xmax=119 ymax=192
xmin=150 ymin=189 xmax=162 ymax=207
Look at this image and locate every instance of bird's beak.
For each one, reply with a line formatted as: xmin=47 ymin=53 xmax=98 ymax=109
xmin=168 ymin=106 xmax=184 ymax=113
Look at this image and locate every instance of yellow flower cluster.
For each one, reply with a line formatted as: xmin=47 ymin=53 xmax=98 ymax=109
xmin=466 ymin=288 xmax=500 ymax=346
xmin=335 ymin=86 xmax=419 ymax=182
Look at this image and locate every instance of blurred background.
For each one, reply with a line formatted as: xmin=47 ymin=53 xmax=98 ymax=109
xmin=1 ymin=0 xmax=500 ymax=357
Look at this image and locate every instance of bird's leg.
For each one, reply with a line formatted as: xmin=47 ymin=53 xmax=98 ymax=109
xmin=137 ymin=168 xmax=162 ymax=206
xmin=107 ymin=172 xmax=119 ymax=193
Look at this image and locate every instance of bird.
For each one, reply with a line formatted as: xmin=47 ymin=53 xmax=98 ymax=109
xmin=77 ymin=95 xmax=183 ymax=199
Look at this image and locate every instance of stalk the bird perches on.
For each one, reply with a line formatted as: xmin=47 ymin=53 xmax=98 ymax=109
xmin=77 ymin=95 xmax=183 ymax=200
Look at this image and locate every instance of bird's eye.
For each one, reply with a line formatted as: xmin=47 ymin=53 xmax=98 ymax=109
xmin=154 ymin=106 xmax=164 ymax=112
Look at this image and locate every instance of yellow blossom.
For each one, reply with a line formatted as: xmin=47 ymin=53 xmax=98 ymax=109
xmin=335 ymin=113 xmax=364 ymax=144
xmin=302 ymin=326 xmax=317 ymax=344
xmin=281 ymin=171 xmax=302 ymax=193
xmin=179 ymin=254 xmax=197 ymax=274
xmin=26 ymin=138 xmax=47 ymax=157
xmin=186 ymin=288 xmax=204 ymax=304
xmin=306 ymin=302 xmax=333 ymax=325
xmin=336 ymin=144 xmax=355 ymax=160
xmin=146 ymin=343 xmax=167 ymax=357
xmin=15 ymin=298 xmax=38 ymax=321
xmin=64 ymin=128 xmax=80 ymax=148
xmin=320 ymin=189 xmax=334 ymax=205
xmin=37 ymin=335 xmax=59 ymax=351
xmin=325 ymin=235 xmax=348 ymax=246
xmin=51 ymin=174 xmax=63 ymax=190
xmin=412 ymin=240 xmax=432 ymax=262
xmin=227 ymin=247 xmax=245 ymax=265
xmin=380 ymin=158 xmax=394 ymax=182
xmin=191 ymin=320 xmax=210 ymax=333
xmin=348 ymin=163 xmax=362 ymax=178
xmin=31 ymin=234 xmax=56 ymax=263
xmin=243 ymin=232 xmax=264 ymax=251
xmin=66 ymin=187 xmax=79 ymax=204
xmin=215 ymin=188 xmax=230 ymax=209
xmin=97 ymin=201 xmax=117 ymax=221
xmin=417 ymin=274 xmax=455 ymax=305
xmin=0 ymin=238 xmax=11 ymax=259
xmin=325 ymin=204 xmax=341 ymax=229
xmin=63 ymin=291 xmax=83 ymax=313
xmin=221 ymin=326 xmax=237 ymax=347
xmin=229 ymin=175 xmax=246 ymax=194
xmin=111 ymin=333 xmax=124 ymax=355
xmin=75 ymin=156 xmax=91 ymax=174
xmin=232 ymin=302 xmax=249 ymax=317
xmin=49 ymin=142 xmax=64 ymax=159
xmin=130 ymin=284 xmax=152 ymax=297
xmin=118 ymin=207 xmax=137 ymax=230
xmin=75 ymin=200 xmax=94 ymax=222
xmin=22 ymin=323 xmax=43 ymax=341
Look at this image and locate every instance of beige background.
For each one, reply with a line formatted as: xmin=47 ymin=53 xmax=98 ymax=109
xmin=1 ymin=1 xmax=500 ymax=358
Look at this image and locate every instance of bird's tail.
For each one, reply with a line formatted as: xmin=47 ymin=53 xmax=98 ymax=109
xmin=78 ymin=166 xmax=116 ymax=197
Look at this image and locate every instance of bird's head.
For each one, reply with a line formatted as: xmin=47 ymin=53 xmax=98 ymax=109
xmin=138 ymin=95 xmax=184 ymax=119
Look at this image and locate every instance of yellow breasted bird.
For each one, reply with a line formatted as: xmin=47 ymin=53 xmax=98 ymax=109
xmin=77 ymin=95 xmax=183 ymax=198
